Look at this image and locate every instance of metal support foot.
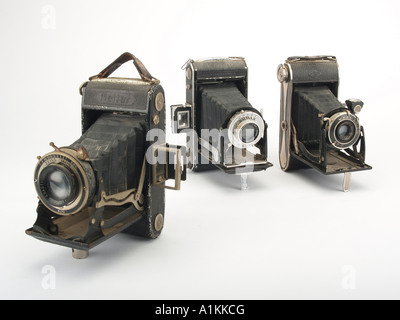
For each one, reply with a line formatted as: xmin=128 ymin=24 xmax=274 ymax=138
xmin=343 ymin=173 xmax=351 ymax=192
xmin=72 ymin=249 xmax=89 ymax=259
xmin=240 ymin=174 xmax=248 ymax=191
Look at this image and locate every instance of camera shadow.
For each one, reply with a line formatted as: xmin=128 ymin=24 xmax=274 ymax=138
xmin=26 ymin=234 xmax=161 ymax=293
xmin=192 ymin=170 xmax=268 ymax=192
xmin=28 ymin=232 xmax=155 ymax=272
xmin=289 ymin=168 xmax=364 ymax=192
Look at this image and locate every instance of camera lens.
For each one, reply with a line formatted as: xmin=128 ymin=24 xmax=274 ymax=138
xmin=327 ymin=112 xmax=360 ymax=149
xmin=40 ymin=165 xmax=77 ymax=206
xmin=47 ymin=170 xmax=72 ymax=201
xmin=228 ymin=111 xmax=265 ymax=148
xmin=336 ymin=120 xmax=356 ymax=143
xmin=240 ymin=123 xmax=260 ymax=143
xmin=34 ymin=148 xmax=96 ymax=215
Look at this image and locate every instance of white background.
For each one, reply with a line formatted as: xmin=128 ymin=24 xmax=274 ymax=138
xmin=0 ymin=0 xmax=399 ymax=300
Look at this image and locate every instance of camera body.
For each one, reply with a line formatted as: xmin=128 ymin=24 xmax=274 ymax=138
xmin=278 ymin=56 xmax=372 ymax=179
xmin=26 ymin=53 xmax=185 ymax=258
xmin=172 ymin=57 xmax=272 ymax=175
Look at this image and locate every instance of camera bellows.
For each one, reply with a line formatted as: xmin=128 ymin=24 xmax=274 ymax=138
xmin=71 ymin=113 xmax=145 ymax=196
xmin=199 ymin=83 xmax=256 ymax=130
xmin=295 ymin=87 xmax=344 ymax=115
xmin=293 ymin=86 xmax=344 ymax=146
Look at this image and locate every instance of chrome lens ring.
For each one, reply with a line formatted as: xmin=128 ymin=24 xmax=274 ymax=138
xmin=227 ymin=111 xmax=265 ymax=149
xmin=327 ymin=111 xmax=360 ymax=149
xmin=34 ymin=148 xmax=95 ymax=216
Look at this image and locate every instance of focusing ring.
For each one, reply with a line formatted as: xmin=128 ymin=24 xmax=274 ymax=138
xmin=227 ymin=111 xmax=265 ymax=149
xmin=34 ymin=148 xmax=95 ymax=216
xmin=326 ymin=111 xmax=361 ymax=149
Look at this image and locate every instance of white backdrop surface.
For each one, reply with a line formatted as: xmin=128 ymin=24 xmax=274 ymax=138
xmin=0 ymin=0 xmax=399 ymax=299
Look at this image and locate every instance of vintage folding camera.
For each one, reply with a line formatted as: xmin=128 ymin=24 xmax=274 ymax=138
xmin=172 ymin=57 xmax=272 ymax=189
xmin=277 ymin=56 xmax=372 ymax=191
xmin=26 ymin=53 xmax=186 ymax=258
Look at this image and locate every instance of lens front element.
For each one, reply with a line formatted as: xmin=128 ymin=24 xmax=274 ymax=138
xmin=240 ymin=123 xmax=260 ymax=144
xmin=48 ymin=170 xmax=71 ymax=201
xmin=335 ymin=121 xmax=356 ymax=144
xmin=40 ymin=165 xmax=77 ymax=206
xmin=327 ymin=112 xmax=360 ymax=149
xmin=34 ymin=148 xmax=95 ymax=216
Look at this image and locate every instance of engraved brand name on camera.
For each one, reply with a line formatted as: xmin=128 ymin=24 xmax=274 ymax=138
xmin=100 ymin=93 xmax=135 ymax=106
xmin=237 ymin=115 xmax=257 ymax=125
xmin=240 ymin=115 xmax=256 ymax=121
xmin=42 ymin=154 xmax=79 ymax=171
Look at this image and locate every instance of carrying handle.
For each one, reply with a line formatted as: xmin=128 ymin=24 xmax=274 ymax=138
xmin=89 ymin=52 xmax=159 ymax=84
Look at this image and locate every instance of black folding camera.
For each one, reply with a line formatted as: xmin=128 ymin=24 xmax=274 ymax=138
xmin=277 ymin=56 xmax=372 ymax=191
xmin=172 ymin=57 xmax=272 ymax=189
xmin=26 ymin=53 xmax=185 ymax=258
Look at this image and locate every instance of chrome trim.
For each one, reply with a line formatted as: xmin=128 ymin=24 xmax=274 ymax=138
xmin=326 ymin=111 xmax=360 ymax=150
xmin=227 ymin=111 xmax=265 ymax=149
xmin=188 ymin=60 xmax=196 ymax=169
xmin=278 ymin=62 xmax=293 ymax=171
xmin=343 ymin=172 xmax=352 ymax=192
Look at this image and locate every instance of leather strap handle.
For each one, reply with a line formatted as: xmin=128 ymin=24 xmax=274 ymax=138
xmin=89 ymin=52 xmax=159 ymax=84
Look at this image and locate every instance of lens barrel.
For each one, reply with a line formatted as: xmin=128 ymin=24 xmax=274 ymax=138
xmin=227 ymin=111 xmax=265 ymax=149
xmin=327 ymin=112 xmax=360 ymax=149
xmin=34 ymin=148 xmax=95 ymax=216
